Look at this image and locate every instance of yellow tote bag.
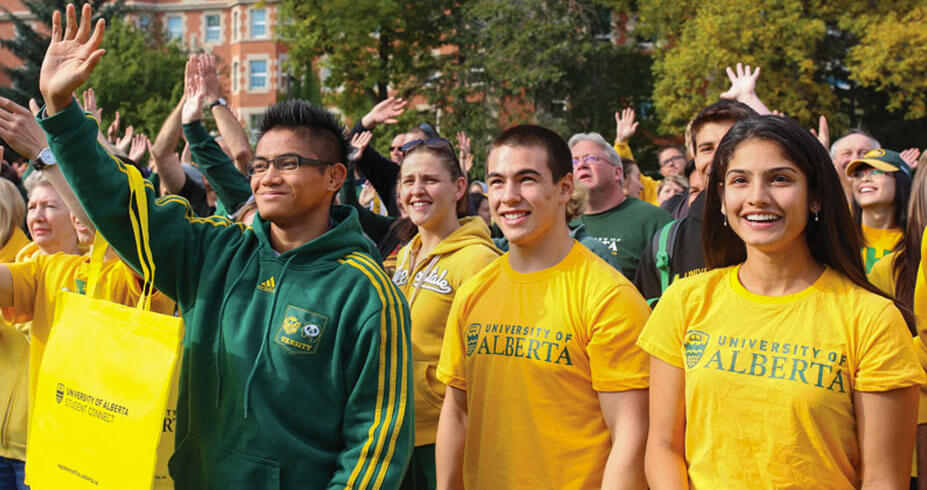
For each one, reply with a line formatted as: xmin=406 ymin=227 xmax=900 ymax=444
xmin=25 ymin=164 xmax=184 ymax=490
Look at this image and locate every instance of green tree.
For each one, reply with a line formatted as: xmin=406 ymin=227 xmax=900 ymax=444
xmin=84 ymin=18 xmax=187 ymax=139
xmin=0 ymin=0 xmax=123 ymax=105
xmin=277 ymin=0 xmax=458 ymax=119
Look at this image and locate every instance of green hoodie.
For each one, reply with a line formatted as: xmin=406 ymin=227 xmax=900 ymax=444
xmin=39 ymin=100 xmax=413 ymax=490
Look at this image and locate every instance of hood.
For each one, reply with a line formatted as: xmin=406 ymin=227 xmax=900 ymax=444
xmin=250 ymin=205 xmax=377 ymax=264
xmin=413 ymin=217 xmax=498 ymax=257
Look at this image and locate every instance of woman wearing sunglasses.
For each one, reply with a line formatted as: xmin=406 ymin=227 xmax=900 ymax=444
xmin=639 ymin=116 xmax=922 ymax=489
xmin=846 ymin=149 xmax=913 ymax=273
xmin=390 ymin=138 xmax=500 ymax=489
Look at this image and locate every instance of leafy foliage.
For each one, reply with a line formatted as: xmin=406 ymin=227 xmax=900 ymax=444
xmin=0 ymin=0 xmax=124 ymax=105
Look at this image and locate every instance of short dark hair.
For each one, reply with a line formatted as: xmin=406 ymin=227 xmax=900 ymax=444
xmin=690 ymin=100 xmax=757 ymax=151
xmin=621 ymin=158 xmax=638 ymax=180
xmin=258 ymin=100 xmax=349 ymax=164
xmin=703 ymin=115 xmax=915 ymax=332
xmin=489 ymin=125 xmax=572 ymax=182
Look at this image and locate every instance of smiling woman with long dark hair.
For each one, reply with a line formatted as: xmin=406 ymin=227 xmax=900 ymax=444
xmin=638 ymin=115 xmax=923 ymax=489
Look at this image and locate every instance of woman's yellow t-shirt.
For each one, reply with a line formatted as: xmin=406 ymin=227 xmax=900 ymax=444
xmin=638 ymin=265 xmax=923 ymax=489
xmin=861 ymin=224 xmax=902 ymax=273
xmin=0 ymin=228 xmax=30 ymax=263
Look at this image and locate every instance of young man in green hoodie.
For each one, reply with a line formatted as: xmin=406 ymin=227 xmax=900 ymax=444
xmin=35 ymin=5 xmax=412 ymax=488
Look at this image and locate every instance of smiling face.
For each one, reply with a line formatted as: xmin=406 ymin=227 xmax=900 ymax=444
xmin=487 ymin=144 xmax=572 ymax=248
xmin=399 ymin=151 xmax=466 ymax=231
xmin=833 ymin=133 xmax=878 ymax=191
xmin=850 ymin=165 xmax=896 ymax=210
xmin=692 ymin=121 xmax=735 ymax=193
xmin=251 ymin=128 xmax=345 ymax=227
xmin=570 ymin=140 xmax=621 ymax=194
xmin=27 ymin=183 xmax=78 ymax=254
xmin=722 ymin=138 xmax=816 ymax=257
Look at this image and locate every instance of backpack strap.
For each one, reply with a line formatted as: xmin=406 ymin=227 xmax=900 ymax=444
xmin=646 ymin=219 xmax=680 ymax=307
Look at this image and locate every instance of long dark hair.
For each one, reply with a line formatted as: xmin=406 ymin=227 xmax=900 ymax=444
xmin=703 ymin=116 xmax=916 ymax=332
xmin=851 ymin=168 xmax=912 ymax=230
xmin=891 ymin=168 xmax=927 ymax=309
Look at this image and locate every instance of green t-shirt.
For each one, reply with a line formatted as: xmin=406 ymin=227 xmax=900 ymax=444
xmin=572 ymin=197 xmax=672 ymax=279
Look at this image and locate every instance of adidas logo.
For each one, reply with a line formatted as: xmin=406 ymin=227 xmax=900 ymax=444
xmin=257 ymin=276 xmax=276 ymax=292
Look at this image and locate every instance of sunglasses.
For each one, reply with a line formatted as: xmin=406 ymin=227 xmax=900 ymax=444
xmin=400 ymin=138 xmax=458 ymax=159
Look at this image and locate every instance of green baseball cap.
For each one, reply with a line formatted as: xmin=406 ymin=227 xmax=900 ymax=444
xmin=846 ymin=149 xmax=912 ymax=178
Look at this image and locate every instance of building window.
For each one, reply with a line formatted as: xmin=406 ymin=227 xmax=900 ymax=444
xmin=232 ymin=11 xmax=239 ymax=41
xmin=205 ymin=14 xmax=220 ymax=42
xmin=249 ymin=60 xmax=267 ymax=90
xmin=250 ymin=9 xmax=266 ymax=38
xmin=166 ymin=16 xmax=183 ymax=41
xmin=232 ymin=61 xmax=239 ymax=92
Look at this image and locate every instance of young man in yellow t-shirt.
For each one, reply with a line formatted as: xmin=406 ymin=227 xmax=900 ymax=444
xmin=435 ymin=125 xmax=651 ymax=490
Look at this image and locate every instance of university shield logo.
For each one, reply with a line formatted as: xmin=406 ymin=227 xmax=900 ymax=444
xmin=274 ymin=305 xmax=330 ymax=355
xmin=55 ymin=383 xmax=65 ymax=404
xmin=683 ymin=330 xmax=710 ymax=369
xmin=465 ymin=323 xmax=481 ymax=357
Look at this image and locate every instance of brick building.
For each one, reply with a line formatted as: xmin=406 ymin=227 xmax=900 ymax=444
xmin=0 ymin=0 xmax=287 ymax=131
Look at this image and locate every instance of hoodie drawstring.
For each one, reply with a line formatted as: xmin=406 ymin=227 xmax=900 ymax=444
xmin=215 ymin=250 xmax=260 ymax=408
xmin=243 ymin=254 xmax=295 ymax=418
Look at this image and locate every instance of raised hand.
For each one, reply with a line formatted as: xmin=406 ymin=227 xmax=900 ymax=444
xmin=614 ymin=107 xmax=639 ymax=143
xmin=128 ymin=133 xmax=149 ymax=164
xmin=456 ymin=131 xmax=471 ymax=157
xmin=348 ymin=131 xmax=373 ymax=162
xmin=809 ymin=115 xmax=829 ymax=151
xmin=106 ymin=110 xmax=120 ymax=143
xmin=0 ymin=96 xmax=48 ymax=159
xmin=181 ymin=59 xmax=206 ymax=124
xmin=900 ymin=148 xmax=921 ymax=169
xmin=39 ymin=3 xmax=106 ymax=116
xmin=361 ymin=97 xmax=408 ymax=130
xmin=115 ymin=124 xmax=134 ymax=155
xmin=81 ymin=88 xmax=103 ymax=122
xmin=198 ymin=53 xmax=222 ymax=106
xmin=720 ymin=63 xmax=760 ymax=101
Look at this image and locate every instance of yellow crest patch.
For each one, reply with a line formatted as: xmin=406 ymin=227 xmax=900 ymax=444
xmin=282 ymin=315 xmax=301 ymax=335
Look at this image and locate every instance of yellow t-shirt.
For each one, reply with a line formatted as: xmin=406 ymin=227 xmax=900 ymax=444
xmin=613 ymin=141 xmax=660 ymax=205
xmin=0 ymin=228 xmax=30 ymax=263
xmin=861 ymin=224 xmax=902 ymax=273
xmin=437 ymin=242 xmax=651 ymax=489
xmin=638 ymin=265 xmax=924 ymax=489
xmin=2 ymin=251 xmax=178 ymax=488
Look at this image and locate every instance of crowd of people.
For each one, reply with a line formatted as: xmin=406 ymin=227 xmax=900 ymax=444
xmin=0 ymin=4 xmax=925 ymax=489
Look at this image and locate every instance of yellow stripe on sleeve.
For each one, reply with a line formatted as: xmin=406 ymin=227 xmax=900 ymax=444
xmin=347 ymin=252 xmax=410 ymax=489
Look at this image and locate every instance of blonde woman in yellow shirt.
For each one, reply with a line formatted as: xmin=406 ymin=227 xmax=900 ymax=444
xmin=391 ymin=138 xmax=499 ymax=489
xmin=639 ymin=116 xmax=923 ymax=489
xmin=846 ymin=149 xmax=913 ymax=273
xmin=0 ymin=178 xmax=30 ymax=490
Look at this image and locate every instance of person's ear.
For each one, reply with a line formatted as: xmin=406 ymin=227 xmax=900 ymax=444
xmin=559 ymin=173 xmax=574 ymax=204
xmin=327 ymin=163 xmax=347 ymax=192
xmin=454 ymin=176 xmax=467 ymax=203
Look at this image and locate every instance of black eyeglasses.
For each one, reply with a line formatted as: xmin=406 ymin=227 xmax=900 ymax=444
xmin=247 ymin=154 xmax=334 ymax=176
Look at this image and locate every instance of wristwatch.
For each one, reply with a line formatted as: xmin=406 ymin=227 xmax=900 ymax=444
xmin=31 ymin=148 xmax=57 ymax=171
xmin=209 ymin=98 xmax=227 ymax=110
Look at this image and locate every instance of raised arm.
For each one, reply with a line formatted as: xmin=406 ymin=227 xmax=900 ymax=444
xmin=38 ymin=3 xmax=242 ymax=308
xmin=183 ymin=58 xmax=251 ymax=217
xmin=719 ymin=63 xmax=771 ymax=115
xmin=200 ymin=53 xmax=252 ymax=175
